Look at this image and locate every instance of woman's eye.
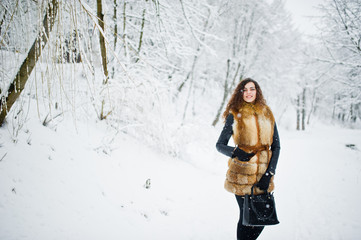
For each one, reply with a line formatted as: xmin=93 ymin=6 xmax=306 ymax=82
xmin=243 ymin=88 xmax=256 ymax=92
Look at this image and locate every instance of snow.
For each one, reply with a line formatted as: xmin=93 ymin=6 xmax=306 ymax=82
xmin=1 ymin=0 xmax=360 ymax=238
xmin=1 ymin=107 xmax=361 ymax=240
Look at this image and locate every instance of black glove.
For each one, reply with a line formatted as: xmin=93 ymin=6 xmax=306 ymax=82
xmin=256 ymin=172 xmax=272 ymax=190
xmin=232 ymin=147 xmax=255 ymax=161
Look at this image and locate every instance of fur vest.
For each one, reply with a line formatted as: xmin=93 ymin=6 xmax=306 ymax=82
xmin=225 ymin=102 xmax=275 ymax=196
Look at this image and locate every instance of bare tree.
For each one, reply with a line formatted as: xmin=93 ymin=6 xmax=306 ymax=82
xmin=212 ymin=59 xmax=241 ymax=126
xmin=96 ymin=0 xmax=112 ymax=120
xmin=97 ymin=0 xmax=108 ymax=84
xmin=113 ymin=0 xmax=118 ymax=51
xmin=0 ymin=0 xmax=59 ymax=126
xmin=317 ymin=0 xmax=361 ymax=124
xmin=211 ymin=1 xmax=263 ymax=126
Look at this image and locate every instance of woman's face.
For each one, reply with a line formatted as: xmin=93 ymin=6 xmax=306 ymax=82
xmin=242 ymin=82 xmax=257 ymax=103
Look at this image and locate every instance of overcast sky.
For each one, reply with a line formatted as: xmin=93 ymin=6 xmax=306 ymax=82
xmin=284 ymin=0 xmax=326 ymax=35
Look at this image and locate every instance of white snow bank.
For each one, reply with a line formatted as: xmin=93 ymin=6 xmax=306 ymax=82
xmin=1 ymin=117 xmax=361 ymax=240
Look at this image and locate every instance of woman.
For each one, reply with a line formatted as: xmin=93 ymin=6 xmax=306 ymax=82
xmin=216 ymin=78 xmax=280 ymax=240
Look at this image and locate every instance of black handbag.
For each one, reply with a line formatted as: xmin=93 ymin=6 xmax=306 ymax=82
xmin=242 ymin=186 xmax=280 ymax=226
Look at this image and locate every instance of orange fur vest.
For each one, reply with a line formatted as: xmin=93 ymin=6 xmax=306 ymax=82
xmin=225 ymin=102 xmax=275 ymax=195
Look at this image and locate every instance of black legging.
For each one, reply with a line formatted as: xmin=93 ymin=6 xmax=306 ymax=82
xmin=235 ymin=195 xmax=264 ymax=240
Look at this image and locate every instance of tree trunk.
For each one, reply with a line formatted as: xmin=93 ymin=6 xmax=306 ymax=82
xmin=138 ymin=8 xmax=146 ymax=53
xmin=97 ymin=0 xmax=108 ymax=84
xmin=0 ymin=0 xmax=59 ymax=126
xmin=332 ymin=94 xmax=336 ymax=119
xmin=135 ymin=8 xmax=146 ymax=62
xmin=111 ymin=0 xmax=118 ymax=78
xmin=113 ymin=0 xmax=118 ymax=50
xmin=296 ymin=94 xmax=300 ymax=130
xmin=350 ymin=103 xmax=357 ymax=122
xmin=212 ymin=59 xmax=231 ymax=126
xmin=212 ymin=61 xmax=241 ymax=126
xmin=177 ymin=55 xmax=198 ymax=93
xmin=302 ymin=87 xmax=306 ymax=130
xmin=307 ymin=88 xmax=316 ymax=125
xmin=97 ymin=0 xmax=111 ymax=120
xmin=122 ymin=1 xmax=127 ymax=56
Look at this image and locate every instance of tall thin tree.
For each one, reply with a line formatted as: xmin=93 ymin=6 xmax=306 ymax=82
xmin=97 ymin=0 xmax=109 ymax=84
xmin=0 ymin=0 xmax=59 ymax=126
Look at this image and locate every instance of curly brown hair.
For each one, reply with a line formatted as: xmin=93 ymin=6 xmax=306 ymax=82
xmin=222 ymin=78 xmax=267 ymax=120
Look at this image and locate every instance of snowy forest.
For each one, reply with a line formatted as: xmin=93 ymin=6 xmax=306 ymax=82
xmin=1 ymin=0 xmax=361 ymax=239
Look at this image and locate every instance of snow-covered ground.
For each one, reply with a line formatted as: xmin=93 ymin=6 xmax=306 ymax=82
xmin=1 ymin=113 xmax=361 ymax=240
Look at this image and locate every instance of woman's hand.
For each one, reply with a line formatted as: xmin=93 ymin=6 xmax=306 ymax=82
xmin=256 ymin=172 xmax=272 ymax=190
xmin=232 ymin=147 xmax=255 ymax=161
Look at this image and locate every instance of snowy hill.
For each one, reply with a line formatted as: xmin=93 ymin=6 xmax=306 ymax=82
xmin=1 ymin=113 xmax=361 ymax=240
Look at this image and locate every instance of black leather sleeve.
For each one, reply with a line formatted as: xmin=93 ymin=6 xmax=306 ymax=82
xmin=267 ymin=123 xmax=280 ymax=175
xmin=216 ymin=114 xmax=235 ymax=158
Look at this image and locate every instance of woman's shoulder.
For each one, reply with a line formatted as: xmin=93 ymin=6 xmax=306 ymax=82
xmin=263 ymin=104 xmax=273 ymax=113
xmin=225 ymin=112 xmax=235 ymax=121
xmin=262 ymin=104 xmax=275 ymax=122
xmin=228 ymin=109 xmax=238 ymax=117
